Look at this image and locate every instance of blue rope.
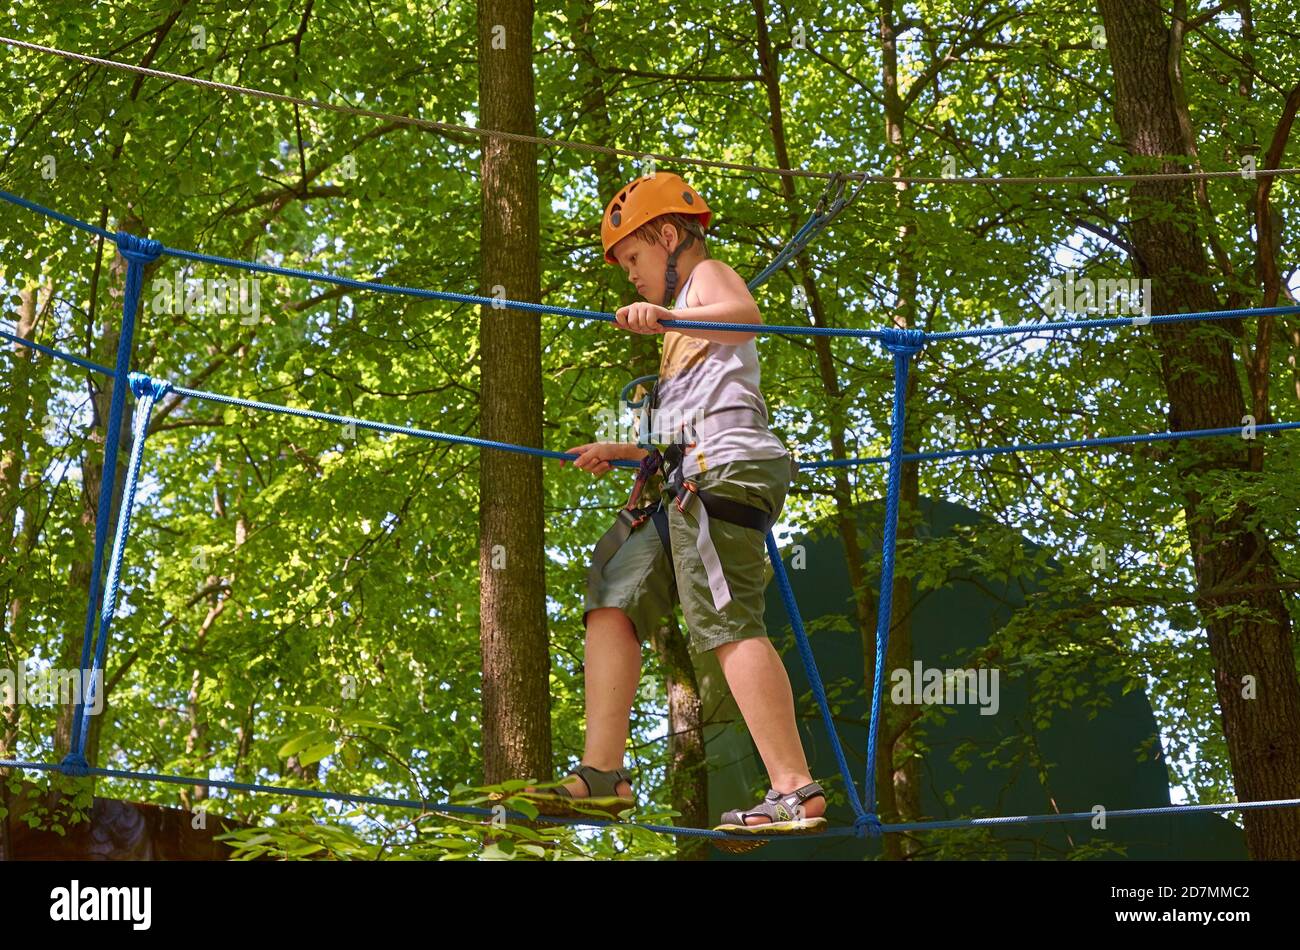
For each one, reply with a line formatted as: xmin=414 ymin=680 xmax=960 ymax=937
xmin=803 ymin=420 xmax=1300 ymax=469
xmin=1 ymin=184 xmax=881 ymax=338
xmin=169 ymin=383 xmax=642 ymax=469
xmin=862 ymin=328 xmax=924 ymax=821
xmin=0 ymin=759 xmax=859 ymax=843
xmin=748 ymin=216 xmax=821 ymax=290
xmin=0 ymin=326 xmax=115 ymax=376
xmin=7 ymin=320 xmax=1300 ymax=473
xmin=880 ymin=797 xmax=1300 ymax=831
xmin=0 ymin=187 xmax=114 ymax=241
xmin=67 ymin=373 xmax=170 ymax=764
xmin=7 ymin=317 xmax=1296 ymax=473
xmin=163 ymin=243 xmax=885 ymax=338
xmin=749 ymin=171 xmax=868 ymax=290
xmin=63 ymin=233 xmax=163 ymax=768
xmin=928 ymin=304 xmax=1300 ymax=340
xmin=8 ymin=186 xmax=1300 ymax=341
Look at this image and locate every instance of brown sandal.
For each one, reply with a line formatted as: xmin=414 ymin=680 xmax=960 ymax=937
xmin=510 ymin=763 xmax=636 ymax=821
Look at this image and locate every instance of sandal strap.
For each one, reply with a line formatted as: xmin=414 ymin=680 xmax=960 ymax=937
xmin=785 ymin=781 xmax=825 ymax=809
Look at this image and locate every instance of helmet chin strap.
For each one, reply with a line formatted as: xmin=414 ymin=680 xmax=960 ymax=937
xmin=661 ymin=222 xmax=704 ymax=308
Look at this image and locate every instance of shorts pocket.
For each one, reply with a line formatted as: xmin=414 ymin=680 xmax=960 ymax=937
xmin=698 ymin=458 xmax=790 ymax=521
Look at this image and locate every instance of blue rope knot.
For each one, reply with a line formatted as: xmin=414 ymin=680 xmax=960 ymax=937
xmin=115 ymin=231 xmax=163 ymax=265
xmin=881 ymin=326 xmax=925 ymax=356
xmin=128 ymin=371 xmax=172 ymax=401
xmin=57 ymin=753 xmax=90 ymax=777
xmin=853 ymin=812 xmax=884 ymax=838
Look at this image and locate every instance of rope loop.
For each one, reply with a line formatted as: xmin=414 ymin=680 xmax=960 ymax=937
xmin=128 ymin=371 xmax=172 ymax=401
xmin=115 ymin=230 xmax=163 ymax=265
xmin=881 ymin=326 xmax=925 ymax=356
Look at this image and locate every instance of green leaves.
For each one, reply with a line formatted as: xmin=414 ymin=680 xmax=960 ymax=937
xmin=276 ymin=729 xmax=328 ymax=760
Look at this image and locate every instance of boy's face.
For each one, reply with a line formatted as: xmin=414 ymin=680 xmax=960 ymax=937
xmin=612 ymin=225 xmax=678 ymax=301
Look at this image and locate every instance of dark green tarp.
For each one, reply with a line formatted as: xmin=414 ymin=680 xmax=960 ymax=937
xmin=696 ymin=496 xmax=1246 ymax=860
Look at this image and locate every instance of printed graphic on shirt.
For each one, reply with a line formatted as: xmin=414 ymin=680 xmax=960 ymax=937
xmin=659 ymin=331 xmax=710 ymax=382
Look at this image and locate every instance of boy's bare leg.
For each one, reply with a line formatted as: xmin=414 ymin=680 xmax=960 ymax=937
xmin=532 ymin=606 xmax=638 ymax=799
xmin=715 ymin=636 xmax=825 ymax=824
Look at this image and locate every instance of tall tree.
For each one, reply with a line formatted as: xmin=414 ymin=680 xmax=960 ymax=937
xmin=1097 ymin=0 xmax=1300 ymax=858
xmin=476 ymin=0 xmax=550 ymax=789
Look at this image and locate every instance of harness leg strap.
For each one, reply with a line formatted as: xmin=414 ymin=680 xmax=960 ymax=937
xmin=650 ymin=504 xmax=673 ymax=569
xmin=674 ymin=484 xmax=733 ymax=612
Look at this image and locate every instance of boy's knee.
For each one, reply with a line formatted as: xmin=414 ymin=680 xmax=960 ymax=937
xmin=585 ymin=606 xmax=640 ymax=641
xmin=585 ymin=605 xmax=626 ymax=627
xmin=706 ymin=632 xmax=769 ymax=659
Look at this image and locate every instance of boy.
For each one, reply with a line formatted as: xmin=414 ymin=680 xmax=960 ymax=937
xmin=525 ymin=172 xmax=826 ymax=841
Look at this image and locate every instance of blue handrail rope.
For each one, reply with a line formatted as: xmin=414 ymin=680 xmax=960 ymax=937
xmin=3 ymin=185 xmax=1300 ymax=846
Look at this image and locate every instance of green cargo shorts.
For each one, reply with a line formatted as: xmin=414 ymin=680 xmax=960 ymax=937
xmin=583 ymin=453 xmax=799 ymax=656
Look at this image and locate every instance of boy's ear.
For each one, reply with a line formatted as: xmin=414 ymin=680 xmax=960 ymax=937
xmin=657 ymin=221 xmax=679 ymax=252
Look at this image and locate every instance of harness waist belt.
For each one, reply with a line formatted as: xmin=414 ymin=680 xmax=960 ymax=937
xmin=665 ymin=484 xmax=772 ymax=532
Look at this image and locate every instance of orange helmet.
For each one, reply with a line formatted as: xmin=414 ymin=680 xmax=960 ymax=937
xmin=601 ymin=171 xmax=712 ymax=265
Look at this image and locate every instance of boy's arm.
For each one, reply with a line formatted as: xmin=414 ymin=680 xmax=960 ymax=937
xmin=614 ymin=261 xmax=761 ymax=343
xmin=669 ymin=260 xmax=762 ymax=345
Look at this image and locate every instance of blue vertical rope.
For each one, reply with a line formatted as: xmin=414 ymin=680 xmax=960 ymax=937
xmin=863 ymin=327 xmax=925 ymax=822
xmin=63 ymin=232 xmax=162 ymax=770
xmin=68 ymin=372 xmax=171 ymax=768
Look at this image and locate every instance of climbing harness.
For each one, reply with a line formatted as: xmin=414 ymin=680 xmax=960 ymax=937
xmin=589 ymin=379 xmax=778 ymax=611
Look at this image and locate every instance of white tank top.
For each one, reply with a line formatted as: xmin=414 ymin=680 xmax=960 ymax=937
xmin=653 ymin=268 xmax=789 ymax=477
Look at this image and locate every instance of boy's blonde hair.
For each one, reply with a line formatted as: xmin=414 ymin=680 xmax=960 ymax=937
xmin=629 ymin=212 xmax=711 ymax=259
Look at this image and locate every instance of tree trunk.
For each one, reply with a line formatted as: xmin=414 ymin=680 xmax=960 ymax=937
xmin=477 ymin=0 xmax=551 ymax=790
xmin=648 ymin=616 xmax=708 ymax=860
xmin=1098 ymin=0 xmax=1300 ymax=858
xmin=1 ymin=283 xmax=46 ymax=860
xmin=574 ymin=1 xmax=709 ymax=858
